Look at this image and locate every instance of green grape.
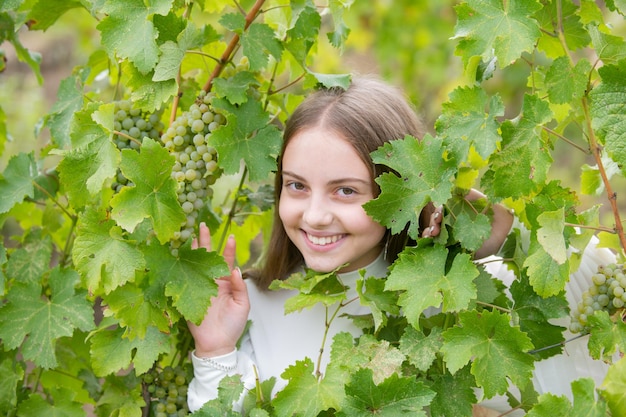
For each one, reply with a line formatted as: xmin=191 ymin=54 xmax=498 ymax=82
xmin=110 ymin=100 xmax=164 ymax=194
xmin=570 ymin=263 xmax=626 ymax=333
xmin=148 ymin=364 xmax=192 ymax=416
xmin=159 ymin=91 xmax=225 ymax=251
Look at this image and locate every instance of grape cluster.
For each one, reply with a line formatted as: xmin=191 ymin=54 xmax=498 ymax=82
xmin=159 ymin=91 xmax=225 ymax=252
xmin=144 ymin=365 xmax=192 ymax=417
xmin=570 ymin=263 xmax=626 ymax=333
xmin=111 ymin=100 xmax=165 ymax=192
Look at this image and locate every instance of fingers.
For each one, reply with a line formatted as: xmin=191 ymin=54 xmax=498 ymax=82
xmin=192 ymin=222 xmax=212 ymax=250
xmin=422 ymin=206 xmax=443 ymax=238
xmin=223 ymin=234 xmax=236 ymax=271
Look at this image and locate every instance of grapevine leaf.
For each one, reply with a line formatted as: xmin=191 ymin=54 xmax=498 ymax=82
xmin=152 ymin=10 xmax=186 ymax=43
xmin=536 ymin=208 xmax=567 ymax=265
xmin=535 ymin=0 xmax=590 ymax=56
xmin=587 ymin=24 xmax=626 ymax=65
xmin=96 ymin=373 xmax=145 ymax=417
xmin=272 ymin=358 xmax=343 ymax=417
xmin=211 ymin=97 xmax=282 ymax=181
xmin=356 ymin=275 xmax=399 ymax=331
xmin=586 ymin=310 xmax=626 ymax=361
xmin=152 ymin=40 xmax=184 ymax=82
xmin=326 ymin=0 xmax=352 ymax=49
xmin=452 ymin=211 xmax=492 ymax=252
xmin=358 ymin=338 xmax=405 ymax=384
xmin=453 ymin=0 xmax=542 ymax=67
xmin=364 ymin=135 xmax=456 ymax=239
xmin=545 ymin=57 xmax=591 ymax=104
xmin=523 ymin=237 xmax=570 ymax=297
xmin=197 ymin=375 xmax=245 ymax=415
xmin=5 ymin=229 xmax=52 ymax=285
xmin=125 ymin=62 xmax=178 ymax=112
xmin=89 ymin=324 xmax=169 ymax=376
xmin=57 ymin=139 xmax=119 ymax=208
xmin=509 ymin=273 xmax=568 ymax=360
xmin=110 ymin=138 xmax=185 ymax=243
xmin=590 ymin=60 xmax=626 ymax=177
xmin=213 ymin=71 xmax=260 ymax=105
xmin=73 ymin=208 xmax=146 ymax=294
xmin=102 ymin=281 xmax=172 ymax=340
xmin=0 ymin=268 xmax=94 ymax=369
xmin=436 ymin=86 xmax=504 ymax=161
xmin=219 ymin=12 xmax=246 ymax=33
xmin=441 ymin=310 xmax=535 ymax=398
xmin=571 ymin=378 xmax=609 ymax=417
xmin=523 ymin=180 xmax=580 ymax=230
xmin=0 ymin=356 xmax=24 ymax=413
xmin=482 ymin=94 xmax=553 ymax=199
xmin=0 ymin=152 xmax=37 ymax=214
xmin=601 ymin=356 xmax=626 ymax=416
xmin=526 ymin=393 xmax=572 ymax=417
xmin=46 ymin=73 xmax=86 ymax=148
xmin=385 ymin=245 xmax=478 ymax=329
xmin=270 ymin=269 xmax=347 ymax=314
xmin=305 ymin=71 xmax=352 ymax=89
xmin=399 ymin=326 xmax=443 ymax=372
xmin=17 ymin=388 xmax=84 ymax=417
xmin=26 ymin=0 xmax=83 ymax=31
xmin=285 ymin=3 xmax=321 ymax=64
xmin=97 ymin=0 xmax=166 ymax=74
xmin=67 ymin=101 xmax=110 ymax=148
xmin=241 ymin=23 xmax=283 ymax=71
xmin=337 ymin=368 xmax=435 ymax=417
xmin=145 ymin=241 xmax=229 ymax=324
xmin=605 ymin=0 xmax=626 ymax=14
xmin=428 ymin=367 xmax=477 ymax=417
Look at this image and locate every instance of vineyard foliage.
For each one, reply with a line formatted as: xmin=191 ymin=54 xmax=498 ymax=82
xmin=1 ymin=0 xmax=626 ymax=416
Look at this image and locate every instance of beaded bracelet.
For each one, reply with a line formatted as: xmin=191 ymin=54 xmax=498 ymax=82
xmin=198 ymin=356 xmax=237 ymax=372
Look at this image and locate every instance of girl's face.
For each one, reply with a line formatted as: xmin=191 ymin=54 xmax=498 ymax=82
xmin=278 ymin=127 xmax=387 ymax=273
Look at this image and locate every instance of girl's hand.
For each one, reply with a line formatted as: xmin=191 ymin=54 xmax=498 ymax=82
xmin=422 ymin=205 xmax=443 ymax=238
xmin=187 ymin=223 xmax=250 ymax=358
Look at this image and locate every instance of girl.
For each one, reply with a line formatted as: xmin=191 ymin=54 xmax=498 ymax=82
xmin=186 ymin=76 xmax=514 ymax=413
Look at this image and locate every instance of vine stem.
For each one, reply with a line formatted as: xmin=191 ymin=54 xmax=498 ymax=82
xmin=216 ymin=166 xmax=249 ymax=253
xmin=201 ymin=0 xmax=267 ymax=94
xmin=169 ymin=1 xmax=195 ymax=125
xmin=581 ymin=97 xmax=626 ymax=255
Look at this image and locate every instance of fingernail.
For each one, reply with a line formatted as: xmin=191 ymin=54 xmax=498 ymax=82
xmin=433 ymin=212 xmax=439 ymax=219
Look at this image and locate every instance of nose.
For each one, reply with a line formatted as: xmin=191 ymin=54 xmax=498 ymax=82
xmin=302 ymin=194 xmax=333 ymax=227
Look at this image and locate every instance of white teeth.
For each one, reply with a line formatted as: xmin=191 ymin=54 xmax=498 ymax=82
xmin=307 ymin=233 xmax=341 ymax=246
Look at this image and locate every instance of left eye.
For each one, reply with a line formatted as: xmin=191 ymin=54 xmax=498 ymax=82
xmin=338 ymin=188 xmax=355 ymax=196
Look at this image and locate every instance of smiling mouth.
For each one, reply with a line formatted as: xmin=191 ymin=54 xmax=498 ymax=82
xmin=306 ymin=233 xmax=344 ymax=246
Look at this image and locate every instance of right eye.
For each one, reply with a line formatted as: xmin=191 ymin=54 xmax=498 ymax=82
xmin=285 ymin=181 xmax=305 ymax=191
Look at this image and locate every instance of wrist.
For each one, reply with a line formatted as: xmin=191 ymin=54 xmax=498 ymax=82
xmin=194 ymin=346 xmax=235 ymax=358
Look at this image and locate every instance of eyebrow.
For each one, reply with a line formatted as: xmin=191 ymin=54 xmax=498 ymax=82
xmin=282 ymin=170 xmax=371 ymax=186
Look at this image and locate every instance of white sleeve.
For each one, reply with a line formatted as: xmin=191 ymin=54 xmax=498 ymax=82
xmin=187 ymin=332 xmax=258 ymax=412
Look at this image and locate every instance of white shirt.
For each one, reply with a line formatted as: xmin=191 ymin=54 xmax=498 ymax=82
xmin=188 ymin=252 xmax=390 ymax=412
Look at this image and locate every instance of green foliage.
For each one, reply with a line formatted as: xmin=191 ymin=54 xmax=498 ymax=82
xmin=1 ymin=0 xmax=626 ymax=416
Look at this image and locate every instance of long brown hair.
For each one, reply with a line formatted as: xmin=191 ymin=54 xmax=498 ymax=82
xmin=249 ymin=76 xmax=425 ymax=290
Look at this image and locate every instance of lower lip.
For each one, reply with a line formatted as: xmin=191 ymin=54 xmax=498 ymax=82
xmin=302 ymin=231 xmax=344 ymax=252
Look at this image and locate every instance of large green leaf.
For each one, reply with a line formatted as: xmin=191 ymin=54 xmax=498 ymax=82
xmin=0 ymin=152 xmax=37 ymax=214
xmin=364 ymin=135 xmax=456 ymax=239
xmin=590 ymin=60 xmax=626 ymax=177
xmin=385 ymin=245 xmax=478 ymax=329
xmin=453 ymin=0 xmax=542 ymax=67
xmin=110 ymin=138 xmax=185 ymax=243
xmin=0 ymin=268 xmax=94 ymax=369
xmin=442 ymin=310 xmax=534 ymax=398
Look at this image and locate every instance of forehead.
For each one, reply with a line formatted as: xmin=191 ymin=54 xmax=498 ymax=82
xmin=282 ymin=128 xmax=370 ymax=176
